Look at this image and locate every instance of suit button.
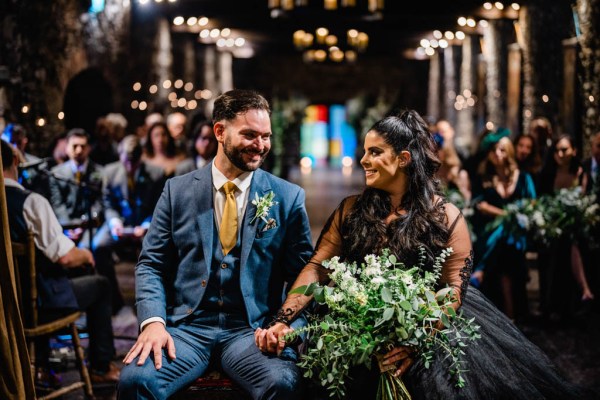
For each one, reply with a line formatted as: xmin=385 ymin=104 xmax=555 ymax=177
xmin=187 ymin=308 xmax=193 ymax=314
xmin=201 ymin=280 xmax=207 ymax=287
xmin=221 ymin=263 xmax=228 ymax=269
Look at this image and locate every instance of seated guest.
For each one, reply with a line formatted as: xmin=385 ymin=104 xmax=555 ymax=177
xmin=46 ymin=133 xmax=69 ymax=168
xmin=136 ymin=112 xmax=164 ymax=146
xmin=2 ymin=139 xmax=119 ymax=384
xmin=2 ymin=123 xmax=49 ymax=198
xmin=90 ymin=117 xmax=119 ymax=166
xmin=166 ymin=111 xmax=188 ymax=156
xmin=49 ymin=128 xmax=104 ymax=245
xmin=103 ymin=135 xmax=166 ymax=239
xmin=94 ymin=135 xmax=166 ymax=313
xmin=175 ymin=120 xmax=217 ymax=176
xmin=142 ymin=122 xmax=183 ymax=177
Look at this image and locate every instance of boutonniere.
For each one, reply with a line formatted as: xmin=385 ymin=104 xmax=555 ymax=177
xmin=250 ymin=191 xmax=277 ymax=225
xmin=90 ymin=171 xmax=103 ymax=183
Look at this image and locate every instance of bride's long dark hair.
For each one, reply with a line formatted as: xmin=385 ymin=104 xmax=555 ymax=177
xmin=341 ymin=110 xmax=449 ymax=269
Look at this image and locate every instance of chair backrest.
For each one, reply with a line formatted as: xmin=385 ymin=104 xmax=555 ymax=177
xmin=11 ymin=231 xmax=38 ymax=329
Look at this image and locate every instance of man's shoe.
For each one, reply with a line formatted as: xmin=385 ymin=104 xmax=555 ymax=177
xmin=90 ymin=362 xmax=120 ymax=384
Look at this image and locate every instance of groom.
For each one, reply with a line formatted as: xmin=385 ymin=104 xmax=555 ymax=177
xmin=119 ymin=89 xmax=314 ymax=399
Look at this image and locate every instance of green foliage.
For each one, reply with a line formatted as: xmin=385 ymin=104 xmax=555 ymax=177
xmin=486 ymin=187 xmax=600 ymax=248
xmin=285 ymin=248 xmax=481 ymax=399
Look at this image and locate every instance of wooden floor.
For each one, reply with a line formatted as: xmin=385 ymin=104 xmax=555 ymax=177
xmin=55 ymin=166 xmax=600 ymax=399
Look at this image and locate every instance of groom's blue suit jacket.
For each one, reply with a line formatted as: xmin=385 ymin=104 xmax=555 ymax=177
xmin=135 ymin=164 xmax=314 ymax=329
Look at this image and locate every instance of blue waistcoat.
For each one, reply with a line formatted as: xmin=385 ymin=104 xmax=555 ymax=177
xmin=199 ymin=220 xmax=245 ymax=314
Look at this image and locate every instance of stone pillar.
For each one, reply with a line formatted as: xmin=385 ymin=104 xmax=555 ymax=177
xmin=154 ymin=18 xmax=172 ymax=105
xmin=202 ymin=46 xmax=218 ymax=116
xmin=456 ymin=35 xmax=476 ymax=156
xmin=427 ymin=52 xmax=441 ymax=121
xmin=218 ymin=51 xmax=234 ymax=93
xmin=182 ymin=37 xmax=196 ymax=88
xmin=520 ymin=0 xmax=573 ymax=134
xmin=576 ymin=0 xmax=600 ymax=157
xmin=482 ymin=19 xmax=511 ymax=128
xmin=506 ymin=43 xmax=522 ymax=137
xmin=561 ymin=37 xmax=580 ymax=143
xmin=443 ymin=46 xmax=458 ymax=127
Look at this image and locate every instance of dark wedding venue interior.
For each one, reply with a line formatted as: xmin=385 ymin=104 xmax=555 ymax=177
xmin=1 ymin=0 xmax=600 ymax=399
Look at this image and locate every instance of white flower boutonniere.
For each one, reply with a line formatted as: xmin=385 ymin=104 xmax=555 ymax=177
xmin=250 ymin=191 xmax=278 ymax=225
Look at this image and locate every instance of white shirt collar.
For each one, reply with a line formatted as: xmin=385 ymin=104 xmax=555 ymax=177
xmin=211 ymin=162 xmax=253 ymax=193
xmin=3 ymin=177 xmax=25 ymax=190
xmin=70 ymin=159 xmax=89 ymax=173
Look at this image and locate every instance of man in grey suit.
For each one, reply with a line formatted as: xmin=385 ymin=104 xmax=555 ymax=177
xmin=119 ymin=90 xmax=314 ymax=399
xmin=49 ymin=128 xmax=104 ymax=246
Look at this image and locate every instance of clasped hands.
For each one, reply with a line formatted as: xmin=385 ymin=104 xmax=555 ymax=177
xmin=254 ymin=322 xmax=293 ymax=356
xmin=254 ymin=323 xmax=413 ymax=377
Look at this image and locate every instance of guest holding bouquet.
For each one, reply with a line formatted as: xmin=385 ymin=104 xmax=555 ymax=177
xmin=470 ymin=133 xmax=536 ymax=321
xmin=538 ymin=135 xmax=594 ymax=319
xmin=256 ymin=110 xmax=582 ymax=399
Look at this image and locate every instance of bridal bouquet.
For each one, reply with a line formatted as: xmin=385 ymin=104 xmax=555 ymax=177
xmin=286 ymin=248 xmax=480 ymax=399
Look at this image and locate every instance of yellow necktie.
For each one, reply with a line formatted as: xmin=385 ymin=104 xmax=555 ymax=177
xmin=220 ymin=181 xmax=238 ymax=255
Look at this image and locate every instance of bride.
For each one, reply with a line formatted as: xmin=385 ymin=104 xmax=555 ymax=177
xmin=255 ymin=110 xmax=586 ymax=399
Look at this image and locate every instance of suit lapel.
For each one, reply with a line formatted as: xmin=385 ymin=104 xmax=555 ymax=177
xmin=195 ymin=165 xmax=215 ymax=265
xmin=118 ymin=164 xmax=129 ymax=200
xmin=240 ymin=169 xmax=271 ymax=269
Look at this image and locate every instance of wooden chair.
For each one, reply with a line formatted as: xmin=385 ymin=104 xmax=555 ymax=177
xmin=11 ymin=232 xmax=94 ymax=399
xmin=173 ymin=370 xmax=251 ymax=400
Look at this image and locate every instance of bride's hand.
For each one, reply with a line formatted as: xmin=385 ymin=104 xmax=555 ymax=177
xmin=382 ymin=346 xmax=414 ymax=377
xmin=254 ymin=323 xmax=293 ymax=356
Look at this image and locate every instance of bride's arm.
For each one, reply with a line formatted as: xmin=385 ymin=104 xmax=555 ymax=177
xmin=441 ymin=202 xmax=474 ymax=310
xmin=255 ymin=197 xmax=354 ymax=354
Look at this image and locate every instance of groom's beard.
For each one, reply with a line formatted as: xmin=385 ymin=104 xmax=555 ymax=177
xmin=223 ymin=138 xmax=269 ymax=172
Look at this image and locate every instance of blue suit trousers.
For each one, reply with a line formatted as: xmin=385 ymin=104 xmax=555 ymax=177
xmin=118 ymin=312 xmax=302 ymax=400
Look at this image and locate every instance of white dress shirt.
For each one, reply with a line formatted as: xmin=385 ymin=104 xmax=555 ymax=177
xmin=5 ymin=178 xmax=75 ymax=262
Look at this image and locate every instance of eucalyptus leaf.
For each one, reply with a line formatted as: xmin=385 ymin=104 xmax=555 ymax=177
xmin=399 ymin=300 xmax=411 ymax=311
xmin=381 ymin=287 xmax=393 ymax=303
xmin=383 ymin=307 xmax=394 ymax=321
xmin=314 ymin=287 xmax=326 ymax=303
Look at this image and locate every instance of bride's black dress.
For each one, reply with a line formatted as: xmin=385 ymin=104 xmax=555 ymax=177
xmin=402 ymin=286 xmax=586 ymax=399
xmin=305 ymin=197 xmax=590 ymax=399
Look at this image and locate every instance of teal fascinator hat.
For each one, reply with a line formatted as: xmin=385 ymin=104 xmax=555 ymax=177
xmin=480 ymin=127 xmax=511 ymax=153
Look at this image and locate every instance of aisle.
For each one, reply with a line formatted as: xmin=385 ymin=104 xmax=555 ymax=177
xmin=288 ymin=166 xmax=364 ymax=243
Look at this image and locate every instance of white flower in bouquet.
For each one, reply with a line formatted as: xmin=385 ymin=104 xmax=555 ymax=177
xmin=516 ymin=213 xmax=530 ymax=230
xmin=286 ymin=248 xmax=481 ymax=400
xmin=532 ymin=211 xmax=545 ymax=228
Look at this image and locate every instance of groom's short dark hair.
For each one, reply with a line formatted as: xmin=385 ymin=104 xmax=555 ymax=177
xmin=213 ymin=89 xmax=270 ymax=124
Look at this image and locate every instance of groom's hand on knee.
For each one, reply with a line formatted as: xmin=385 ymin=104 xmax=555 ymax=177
xmin=123 ymin=322 xmax=176 ymax=370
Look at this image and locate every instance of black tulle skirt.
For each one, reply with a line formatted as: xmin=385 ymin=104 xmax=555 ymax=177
xmin=341 ymin=287 xmax=592 ymax=400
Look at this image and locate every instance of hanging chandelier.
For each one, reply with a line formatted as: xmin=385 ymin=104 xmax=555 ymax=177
xmin=293 ymin=27 xmax=368 ymax=63
xmin=268 ymin=0 xmax=384 ymax=18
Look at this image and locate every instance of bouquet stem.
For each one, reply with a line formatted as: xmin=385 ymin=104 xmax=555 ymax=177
xmin=377 ymin=371 xmax=411 ymax=400
xmin=375 ymin=355 xmax=411 ymax=400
